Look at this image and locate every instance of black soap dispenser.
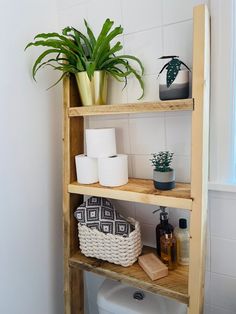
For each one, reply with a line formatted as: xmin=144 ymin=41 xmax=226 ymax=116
xmin=153 ymin=206 xmax=174 ymax=257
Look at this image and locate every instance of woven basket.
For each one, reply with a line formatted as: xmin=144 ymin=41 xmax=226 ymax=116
xmin=77 ymin=218 xmax=142 ymax=267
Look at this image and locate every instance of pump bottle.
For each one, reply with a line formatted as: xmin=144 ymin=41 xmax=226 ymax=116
xmin=174 ymin=218 xmax=190 ymax=265
xmin=153 ymin=206 xmax=174 ymax=257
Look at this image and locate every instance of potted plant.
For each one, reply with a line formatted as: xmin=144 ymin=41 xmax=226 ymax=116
xmin=158 ymin=56 xmax=190 ymax=101
xmin=25 ymin=19 xmax=144 ymax=106
xmin=150 ymin=151 xmax=175 ymax=190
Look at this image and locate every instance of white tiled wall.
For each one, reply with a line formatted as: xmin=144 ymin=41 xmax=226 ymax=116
xmin=86 ymin=111 xmax=191 ymax=182
xmin=121 ymin=0 xmax=163 ymax=34
xmin=205 ymin=191 xmax=236 ymax=314
xmin=56 ymin=1 xmax=236 ymax=314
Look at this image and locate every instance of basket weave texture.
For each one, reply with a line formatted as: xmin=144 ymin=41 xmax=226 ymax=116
xmin=78 ymin=218 xmax=142 ymax=267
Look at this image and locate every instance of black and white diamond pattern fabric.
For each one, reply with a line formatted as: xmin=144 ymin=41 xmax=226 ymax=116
xmin=74 ymin=196 xmax=133 ymax=236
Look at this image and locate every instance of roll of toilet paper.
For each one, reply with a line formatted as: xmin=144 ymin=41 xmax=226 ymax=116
xmin=98 ymin=154 xmax=128 ymax=187
xmin=86 ymin=128 xmax=117 ymax=158
xmin=75 ymin=154 xmax=98 ymax=184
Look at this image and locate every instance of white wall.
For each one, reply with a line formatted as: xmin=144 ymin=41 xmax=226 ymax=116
xmin=0 ymin=1 xmax=63 ymax=314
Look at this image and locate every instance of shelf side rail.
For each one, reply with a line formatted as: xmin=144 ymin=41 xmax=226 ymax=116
xmin=189 ymin=4 xmax=210 ymax=314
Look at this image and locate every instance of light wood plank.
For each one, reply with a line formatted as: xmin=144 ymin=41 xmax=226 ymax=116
xmin=70 ymin=267 xmax=84 ymax=314
xmin=69 ymin=246 xmax=189 ymax=305
xmin=63 ymin=75 xmax=71 ymax=314
xmin=63 ymin=75 xmax=85 ymax=314
xmin=68 ymin=98 xmax=194 ymax=117
xmin=63 ymin=4 xmax=210 ymax=312
xmin=188 ymin=4 xmax=210 ymax=314
xmin=68 ymin=179 xmax=192 ymax=210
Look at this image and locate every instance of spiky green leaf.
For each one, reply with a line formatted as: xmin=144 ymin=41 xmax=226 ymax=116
xmin=84 ymin=19 xmax=96 ymax=48
xmin=97 ymin=41 xmax=123 ymax=68
xmin=92 ymin=18 xmax=114 ymax=58
xmin=94 ymin=26 xmax=123 ymax=63
xmin=31 ymin=48 xmax=60 ymax=80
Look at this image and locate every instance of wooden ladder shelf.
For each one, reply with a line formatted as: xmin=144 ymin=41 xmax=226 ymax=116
xmin=63 ymin=4 xmax=210 ymax=314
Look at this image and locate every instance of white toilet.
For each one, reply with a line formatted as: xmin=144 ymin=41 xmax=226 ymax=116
xmin=97 ymin=279 xmax=187 ymax=314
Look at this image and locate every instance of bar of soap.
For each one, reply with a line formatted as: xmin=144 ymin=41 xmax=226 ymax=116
xmin=138 ymin=253 xmax=168 ymax=281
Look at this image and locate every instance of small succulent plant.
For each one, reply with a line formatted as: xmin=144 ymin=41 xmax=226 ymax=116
xmin=158 ymin=56 xmax=191 ymax=87
xmin=150 ymin=151 xmax=174 ymax=172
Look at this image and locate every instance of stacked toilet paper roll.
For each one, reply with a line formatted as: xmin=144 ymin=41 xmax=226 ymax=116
xmin=86 ymin=128 xmax=117 ymax=158
xmin=75 ymin=154 xmax=98 ymax=184
xmin=98 ymin=154 xmax=128 ymax=187
xmin=75 ymin=128 xmax=128 ymax=187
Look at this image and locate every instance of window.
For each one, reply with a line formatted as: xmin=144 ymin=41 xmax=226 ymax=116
xmin=233 ymin=0 xmax=236 ymax=182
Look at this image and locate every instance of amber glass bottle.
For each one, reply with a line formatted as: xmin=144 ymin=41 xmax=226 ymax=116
xmin=153 ymin=207 xmax=174 ymax=257
xmin=160 ymin=230 xmax=177 ymax=270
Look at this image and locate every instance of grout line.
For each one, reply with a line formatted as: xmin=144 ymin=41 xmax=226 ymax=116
xmin=210 ymin=271 xmax=236 ymax=280
xmin=123 ymin=18 xmax=193 ymax=37
xmin=57 ymin=0 xmax=88 ymax=14
xmin=127 ymin=153 xmax=190 ymax=157
xmin=119 ymin=0 xmax=126 ymax=60
xmin=208 ymin=183 xmax=236 ymax=194
xmin=164 ymin=112 xmax=167 ymax=151
xmin=210 ymin=235 xmax=236 ymax=242
xmin=160 ymin=0 xmax=164 ymax=26
xmin=119 ymin=0 xmax=124 ymax=32
xmin=208 ymin=199 xmax=212 ymax=309
xmin=123 ymin=25 xmax=162 ymax=37
xmin=162 ymin=18 xmax=193 ymax=28
xmin=160 ymin=1 xmax=168 ymax=151
xmin=208 ymin=192 xmax=236 ymax=200
xmin=127 ymin=115 xmax=134 ymax=176
xmin=208 ymin=303 xmax=236 ymax=313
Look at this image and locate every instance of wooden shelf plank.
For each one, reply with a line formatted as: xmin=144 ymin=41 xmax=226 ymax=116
xmin=69 ymin=246 xmax=189 ymax=305
xmin=68 ymin=99 xmax=194 ymax=117
xmin=68 ymin=178 xmax=192 ymax=210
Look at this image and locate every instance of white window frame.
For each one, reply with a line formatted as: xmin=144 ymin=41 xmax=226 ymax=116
xmin=233 ymin=0 xmax=236 ymax=181
xmin=209 ymin=0 xmax=236 ymax=187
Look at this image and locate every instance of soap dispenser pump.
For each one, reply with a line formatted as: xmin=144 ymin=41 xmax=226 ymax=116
xmin=153 ymin=206 xmax=174 ymax=257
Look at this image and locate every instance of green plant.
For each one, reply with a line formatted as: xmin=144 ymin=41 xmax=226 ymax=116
xmin=25 ymin=19 xmax=144 ymax=98
xmin=150 ymin=151 xmax=174 ymax=172
xmin=158 ymin=56 xmax=190 ymax=88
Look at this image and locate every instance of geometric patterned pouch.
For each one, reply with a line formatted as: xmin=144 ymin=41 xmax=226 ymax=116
xmin=74 ymin=196 xmax=134 ymax=237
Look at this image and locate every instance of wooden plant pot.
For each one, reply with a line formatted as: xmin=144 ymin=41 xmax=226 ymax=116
xmin=159 ymin=69 xmax=189 ymax=100
xmin=153 ymin=169 xmax=175 ymax=190
xmin=75 ymin=70 xmax=108 ymax=106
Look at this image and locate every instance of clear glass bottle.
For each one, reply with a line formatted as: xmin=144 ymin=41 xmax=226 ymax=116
xmin=160 ymin=229 xmax=177 ymax=270
xmin=153 ymin=206 xmax=174 ymax=257
xmin=174 ymin=218 xmax=190 ymax=266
